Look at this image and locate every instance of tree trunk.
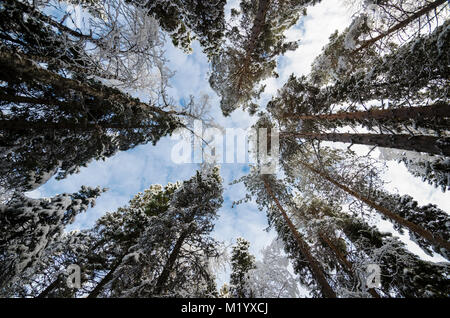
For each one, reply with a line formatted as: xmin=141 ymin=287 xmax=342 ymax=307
xmin=263 ymin=178 xmax=337 ymax=298
xmin=0 ymin=48 xmax=170 ymax=117
xmin=153 ymin=227 xmax=192 ymax=295
xmin=36 ymin=274 xmax=62 ymax=298
xmin=298 ymin=160 xmax=450 ymax=252
xmin=352 ymin=0 xmax=447 ymax=54
xmin=281 ymin=132 xmax=449 ymax=156
xmin=87 ymin=259 xmax=123 ymax=298
xmin=0 ymin=119 xmax=148 ymax=130
xmin=12 ymin=0 xmax=100 ymax=43
xmin=318 ymin=233 xmax=380 ymax=298
xmin=283 ymin=102 xmax=450 ymax=122
xmin=236 ymin=0 xmax=271 ymax=91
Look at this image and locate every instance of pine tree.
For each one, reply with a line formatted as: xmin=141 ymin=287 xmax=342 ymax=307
xmin=372 ymin=191 xmax=450 ymax=260
xmin=282 ymin=103 xmax=450 ymax=137
xmin=0 ymin=1 xmax=183 ymax=193
xmin=234 ymin=167 xmax=337 ymax=298
xmin=339 ymin=215 xmax=450 ymax=297
xmin=0 ymin=186 xmax=104 ymax=290
xmin=351 ymin=0 xmax=447 ymax=55
xmin=86 ymin=166 xmax=224 ymax=297
xmin=229 ymin=237 xmax=256 ymax=298
xmin=400 ymin=155 xmax=450 ymax=192
xmin=209 ymin=0 xmax=320 ymax=116
xmin=277 ymin=137 xmax=450 ymax=255
xmin=378 ymin=148 xmax=450 ymax=193
xmin=310 ymin=0 xmax=448 ymax=85
xmin=280 ymin=132 xmax=449 ymax=156
xmin=247 ymin=239 xmax=300 ymax=298
xmin=129 ymin=0 xmax=227 ymax=59
xmin=2 ymin=230 xmax=101 ymax=298
xmin=1 ymin=0 xmax=172 ymax=90
xmin=273 ymin=20 xmax=450 ymax=135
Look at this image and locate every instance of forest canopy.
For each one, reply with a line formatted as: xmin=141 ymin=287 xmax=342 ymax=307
xmin=0 ymin=0 xmax=449 ymax=299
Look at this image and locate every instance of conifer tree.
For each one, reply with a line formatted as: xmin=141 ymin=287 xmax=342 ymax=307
xmin=129 ymin=0 xmax=227 ymax=59
xmin=229 ymin=237 xmax=256 ymax=298
xmin=209 ymin=0 xmax=320 ymax=116
xmin=272 ymin=20 xmax=449 ymax=137
xmin=86 ymin=167 xmax=224 ymax=298
xmin=276 ymin=135 xmax=450 ymax=256
xmin=247 ymin=239 xmax=300 ymax=298
xmin=0 ymin=1 xmax=183 ymax=193
xmin=0 ymin=186 xmax=104 ymax=290
xmin=234 ymin=168 xmax=337 ymax=298
xmin=339 ymin=215 xmax=450 ymax=297
xmin=310 ymin=0 xmax=448 ymax=85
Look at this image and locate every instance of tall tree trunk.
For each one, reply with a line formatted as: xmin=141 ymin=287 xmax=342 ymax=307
xmin=283 ymin=102 xmax=450 ymax=123
xmin=0 ymin=93 xmax=77 ymax=108
xmin=11 ymin=0 xmax=101 ymax=43
xmin=0 ymin=48 xmax=170 ymax=116
xmin=352 ymin=0 xmax=447 ymax=54
xmin=153 ymin=227 xmax=193 ymax=295
xmin=36 ymin=274 xmax=62 ymax=298
xmin=0 ymin=119 xmax=149 ymax=130
xmin=281 ymin=132 xmax=449 ymax=156
xmin=87 ymin=259 xmax=123 ymax=298
xmin=262 ymin=178 xmax=337 ymax=298
xmin=318 ymin=233 xmax=381 ymax=298
xmin=298 ymin=160 xmax=450 ymax=252
xmin=236 ymin=0 xmax=271 ymax=91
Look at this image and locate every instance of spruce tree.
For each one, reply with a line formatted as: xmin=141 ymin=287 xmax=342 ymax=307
xmin=229 ymin=237 xmax=256 ymax=298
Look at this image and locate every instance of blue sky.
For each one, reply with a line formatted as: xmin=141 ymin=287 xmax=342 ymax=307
xmin=26 ymin=0 xmax=449 ymax=292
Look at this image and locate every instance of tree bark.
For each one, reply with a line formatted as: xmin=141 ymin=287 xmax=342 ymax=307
xmin=281 ymin=132 xmax=450 ymax=156
xmin=352 ymin=0 xmax=447 ymax=54
xmin=153 ymin=227 xmax=192 ymax=295
xmin=36 ymin=274 xmax=62 ymax=298
xmin=318 ymin=232 xmax=381 ymax=298
xmin=263 ymin=177 xmax=337 ymax=298
xmin=236 ymin=0 xmax=271 ymax=91
xmin=283 ymin=102 xmax=450 ymax=122
xmin=87 ymin=259 xmax=123 ymax=298
xmin=0 ymin=48 xmax=171 ymax=117
xmin=0 ymin=119 xmax=149 ymax=130
xmin=298 ymin=160 xmax=450 ymax=252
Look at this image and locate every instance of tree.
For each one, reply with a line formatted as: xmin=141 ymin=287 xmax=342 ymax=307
xmin=339 ymin=215 xmax=450 ymax=297
xmin=399 ymin=155 xmax=450 ymax=192
xmin=86 ymin=166 xmax=224 ymax=298
xmin=229 ymin=237 xmax=256 ymax=298
xmin=0 ymin=2 xmax=182 ymax=194
xmin=2 ymin=230 xmax=102 ymax=298
xmin=289 ymin=195 xmax=380 ymax=297
xmin=274 ymin=21 xmax=450 ymax=128
xmin=233 ymin=166 xmax=337 ymax=298
xmin=129 ymin=0 xmax=227 ymax=59
xmin=276 ymin=136 xmax=450 ymax=255
xmin=351 ymin=0 xmax=447 ymax=55
xmin=1 ymin=0 xmax=172 ymax=91
xmin=281 ymin=132 xmax=449 ymax=156
xmin=0 ymin=186 xmax=104 ymax=291
xmin=310 ymin=0 xmax=448 ymax=85
xmin=247 ymin=239 xmax=300 ymax=298
xmin=209 ymin=0 xmax=320 ymax=116
xmin=373 ymin=191 xmax=450 ymax=260
xmin=282 ymin=103 xmax=450 ymax=137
